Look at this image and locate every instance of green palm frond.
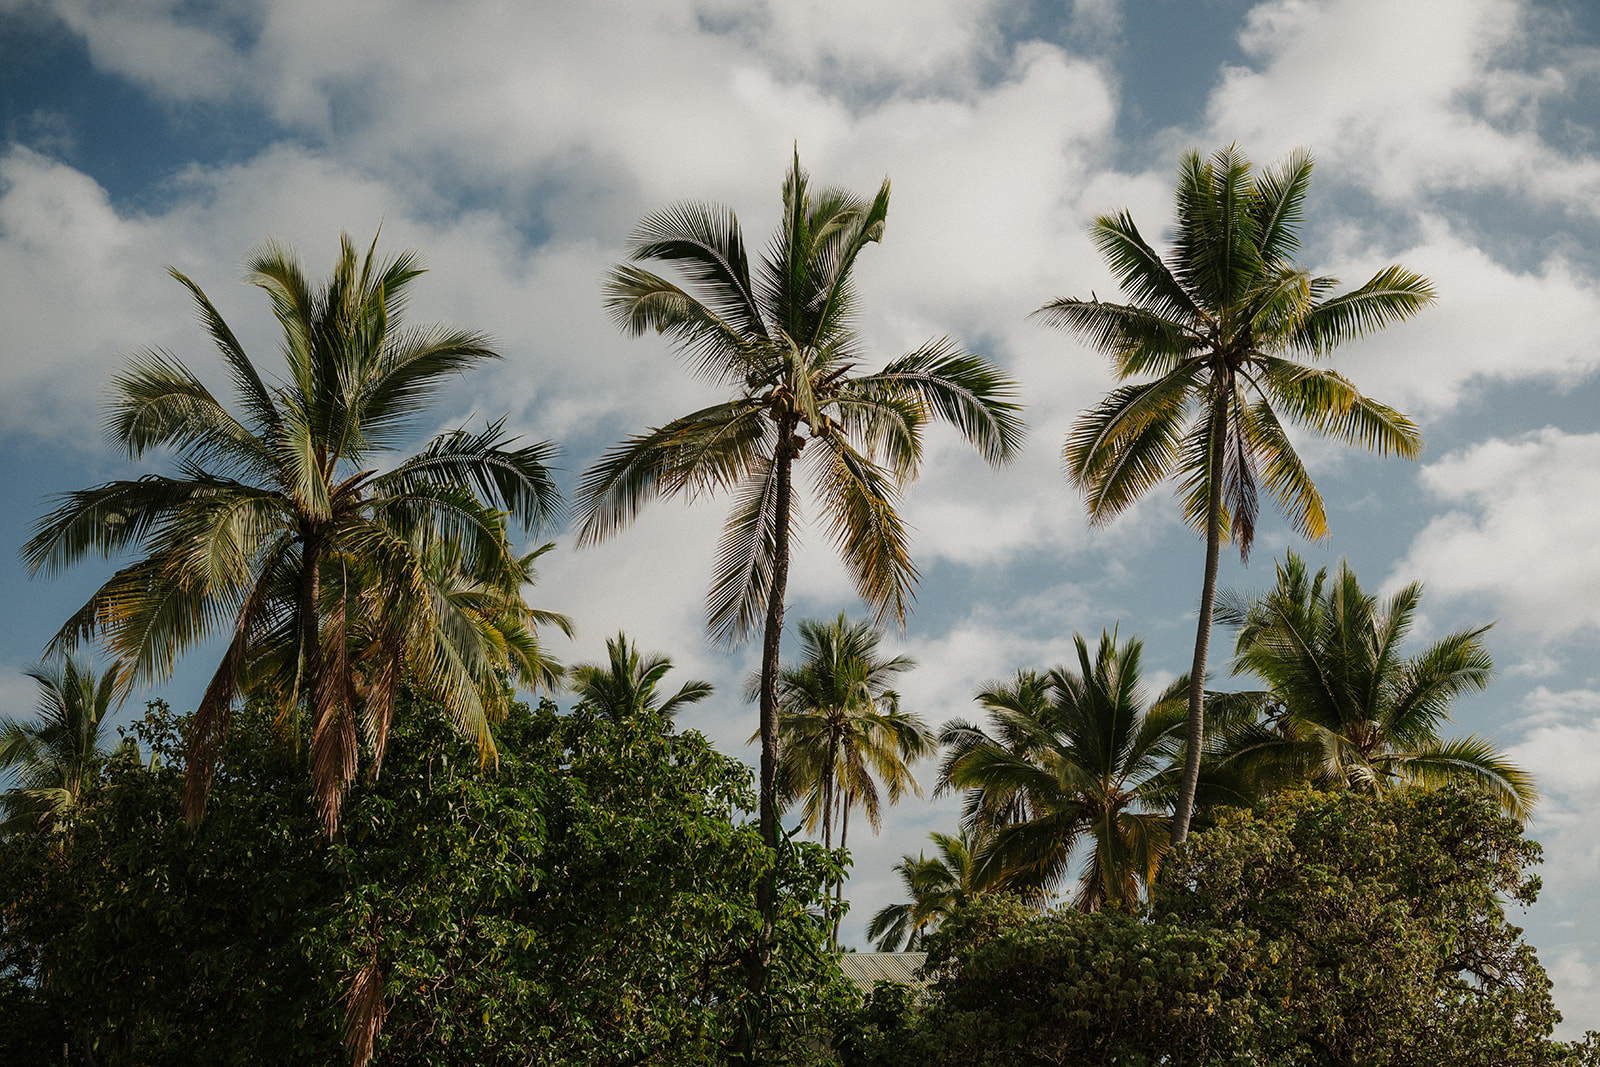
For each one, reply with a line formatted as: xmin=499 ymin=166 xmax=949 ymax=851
xmin=1293 ymin=265 xmax=1436 ymax=354
xmin=808 ymin=435 xmax=916 ymax=626
xmin=1250 ymin=148 xmax=1313 ymax=264
xmin=862 ymin=339 xmax=1026 ymax=467
xmin=1085 ymin=209 xmax=1200 ymax=323
xmin=707 ymin=454 xmax=785 ymax=646
xmin=379 ymin=420 xmax=563 ymax=531
xmin=575 ymin=400 xmax=771 ymax=546
xmin=1385 ymin=736 xmax=1537 ymax=820
xmin=1065 ymin=376 xmax=1194 ymax=521
xmin=1032 ymin=298 xmax=1198 ymax=374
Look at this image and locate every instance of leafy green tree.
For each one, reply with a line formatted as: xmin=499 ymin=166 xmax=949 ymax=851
xmin=0 ymin=657 xmax=129 ymax=833
xmin=1213 ymin=549 xmax=1536 ymax=816
xmin=1162 ymin=786 xmax=1563 ymax=1065
xmin=578 ymin=151 xmax=1023 ymax=996
xmin=766 ymin=614 xmax=931 ymax=945
xmin=23 ymin=234 xmax=564 ymax=834
xmin=867 ymin=787 xmax=1570 ymax=1067
xmin=567 ymin=631 xmax=713 ymax=723
xmin=867 ymin=828 xmax=984 ymax=951
xmin=0 ymin=694 xmax=856 ymax=1066
xmin=1037 ymin=147 xmax=1434 ymax=843
xmin=939 ymin=631 xmax=1185 ymax=910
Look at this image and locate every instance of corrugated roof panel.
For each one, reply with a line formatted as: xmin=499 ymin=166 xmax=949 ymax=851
xmin=837 ymin=952 xmax=929 ymax=990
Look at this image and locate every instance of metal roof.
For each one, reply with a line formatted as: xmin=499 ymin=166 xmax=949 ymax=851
xmin=837 ymin=952 xmax=928 ymax=991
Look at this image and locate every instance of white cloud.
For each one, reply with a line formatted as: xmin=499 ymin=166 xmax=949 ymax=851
xmin=1311 ymin=218 xmax=1600 ymax=419
xmin=1206 ymin=0 xmax=1600 ymax=215
xmin=1392 ymin=429 xmax=1600 ymax=638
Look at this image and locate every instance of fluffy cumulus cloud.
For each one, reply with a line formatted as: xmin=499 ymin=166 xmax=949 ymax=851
xmin=1507 ymin=685 xmax=1600 ymax=1036
xmin=1392 ymin=429 xmax=1600 ymax=637
xmin=1206 ymin=0 xmax=1600 ymax=214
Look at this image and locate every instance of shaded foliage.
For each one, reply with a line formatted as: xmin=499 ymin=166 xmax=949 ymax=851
xmin=846 ymin=787 xmax=1583 ymax=1066
xmin=0 ymin=693 xmax=854 ymax=1065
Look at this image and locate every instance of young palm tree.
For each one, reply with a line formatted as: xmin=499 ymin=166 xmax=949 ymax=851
xmin=1036 ymin=147 xmax=1434 ymax=844
xmin=0 ymin=657 xmax=128 ymax=832
xmin=1214 ymin=551 xmax=1535 ymax=817
xmin=941 ymin=632 xmax=1187 ymax=911
xmin=762 ymin=614 xmax=931 ymax=945
xmin=936 ymin=669 xmax=1054 ymax=832
xmin=568 ymin=631 xmax=713 ymax=723
xmin=578 ymin=152 xmax=1023 ymax=982
xmin=868 ymin=829 xmax=984 ymax=951
xmin=24 ymin=234 xmax=564 ymax=834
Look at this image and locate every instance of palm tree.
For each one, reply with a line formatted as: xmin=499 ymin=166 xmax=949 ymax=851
xmin=568 ymin=631 xmax=713 ymax=723
xmin=763 ymin=614 xmax=931 ymax=945
xmin=24 ymin=233 xmax=565 ymax=835
xmin=1036 ymin=147 xmax=1434 ymax=845
xmin=936 ymin=669 xmax=1054 ymax=832
xmin=940 ymin=632 xmax=1186 ymax=911
xmin=0 ymin=657 xmax=128 ymax=832
xmin=578 ymin=151 xmax=1023 ymax=982
xmin=867 ymin=829 xmax=984 ymax=951
xmin=1213 ymin=550 xmax=1536 ymax=817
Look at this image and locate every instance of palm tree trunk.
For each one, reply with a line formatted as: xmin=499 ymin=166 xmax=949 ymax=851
xmin=1172 ymin=384 xmax=1229 ymax=846
xmin=300 ymin=527 xmax=325 ymax=709
xmin=834 ymin=793 xmax=850 ymax=948
xmin=743 ymin=422 xmax=797 ymax=1055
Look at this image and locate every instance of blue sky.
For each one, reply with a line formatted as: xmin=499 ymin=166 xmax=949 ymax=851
xmin=4 ymin=0 xmax=1600 ymax=1033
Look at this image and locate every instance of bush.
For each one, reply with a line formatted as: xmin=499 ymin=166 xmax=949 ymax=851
xmin=0 ymin=695 xmax=854 ymax=1065
xmin=864 ymin=787 xmax=1574 ymax=1067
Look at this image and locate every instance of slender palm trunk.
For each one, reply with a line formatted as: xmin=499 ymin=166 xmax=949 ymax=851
xmin=833 ymin=793 xmax=850 ymax=947
xmin=1172 ymin=383 xmax=1230 ymax=847
xmin=820 ymin=756 xmax=835 ymax=948
xmin=301 ymin=529 xmax=324 ymax=704
xmin=742 ymin=423 xmax=796 ymax=1056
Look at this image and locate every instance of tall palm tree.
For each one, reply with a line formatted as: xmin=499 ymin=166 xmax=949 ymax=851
xmin=762 ymin=614 xmax=931 ymax=945
xmin=941 ymin=632 xmax=1186 ymax=911
xmin=568 ymin=631 xmax=713 ymax=723
xmin=0 ymin=657 xmax=128 ymax=832
xmin=1036 ymin=147 xmax=1434 ymax=845
xmin=867 ymin=829 xmax=984 ymax=951
xmin=24 ymin=233 xmax=564 ymax=835
xmin=1214 ymin=551 xmax=1536 ymax=817
xmin=578 ymin=152 xmax=1023 ymax=983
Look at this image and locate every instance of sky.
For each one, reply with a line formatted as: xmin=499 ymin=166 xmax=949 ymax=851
xmin=2 ymin=0 xmax=1599 ymax=1034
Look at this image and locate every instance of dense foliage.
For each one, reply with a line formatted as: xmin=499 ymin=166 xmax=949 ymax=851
xmin=0 ymin=694 xmax=855 ymax=1065
xmin=846 ymin=786 xmax=1588 ymax=1066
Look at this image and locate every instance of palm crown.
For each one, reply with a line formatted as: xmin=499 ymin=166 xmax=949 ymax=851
xmin=940 ymin=632 xmax=1186 ymax=911
xmin=24 ymin=234 xmax=566 ymax=832
xmin=568 ymin=631 xmax=713 ymax=723
xmin=0 ymin=657 xmax=129 ymax=833
xmin=1215 ymin=551 xmax=1535 ymax=818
